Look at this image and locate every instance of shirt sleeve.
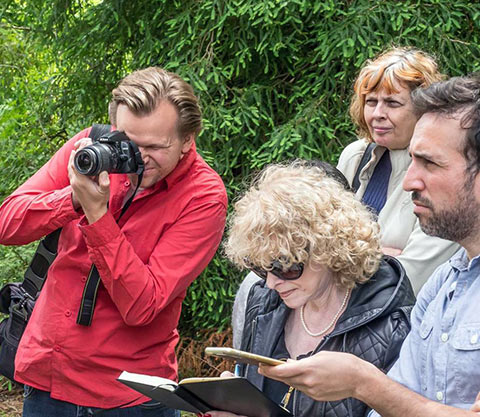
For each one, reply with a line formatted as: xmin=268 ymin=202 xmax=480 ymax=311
xmin=367 ymin=272 xmax=443 ymax=417
xmin=0 ymin=129 xmax=91 ymax=245
xmin=78 ymin=196 xmax=227 ymax=326
xmin=387 ymin=268 xmax=445 ymax=383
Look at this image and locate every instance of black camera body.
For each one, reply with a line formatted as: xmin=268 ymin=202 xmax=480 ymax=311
xmin=74 ymin=131 xmax=144 ymax=176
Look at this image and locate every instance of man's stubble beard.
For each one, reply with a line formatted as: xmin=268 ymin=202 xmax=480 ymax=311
xmin=414 ymin=181 xmax=480 ymax=243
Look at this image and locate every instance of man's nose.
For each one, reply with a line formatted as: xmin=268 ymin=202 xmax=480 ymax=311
xmin=138 ymin=147 xmax=149 ymax=163
xmin=403 ymin=161 xmax=424 ymax=192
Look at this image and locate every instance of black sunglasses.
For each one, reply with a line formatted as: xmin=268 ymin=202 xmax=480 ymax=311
xmin=247 ymin=259 xmax=304 ymax=280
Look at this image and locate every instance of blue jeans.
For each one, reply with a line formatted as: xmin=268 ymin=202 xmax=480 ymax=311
xmin=23 ymin=386 xmax=181 ymax=417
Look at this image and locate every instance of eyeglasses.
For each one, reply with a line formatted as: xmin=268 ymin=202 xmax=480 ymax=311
xmin=247 ymin=259 xmax=304 ymax=281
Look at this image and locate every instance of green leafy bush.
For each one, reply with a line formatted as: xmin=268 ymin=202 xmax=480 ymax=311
xmin=1 ymin=0 xmax=480 ymax=333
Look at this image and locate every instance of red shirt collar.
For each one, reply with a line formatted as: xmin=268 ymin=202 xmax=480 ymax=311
xmin=164 ymin=141 xmax=197 ymax=189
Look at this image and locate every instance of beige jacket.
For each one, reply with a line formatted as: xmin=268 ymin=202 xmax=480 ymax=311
xmin=337 ymin=139 xmax=459 ymax=294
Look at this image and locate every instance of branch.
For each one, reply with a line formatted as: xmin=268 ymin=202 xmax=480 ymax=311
xmin=448 ymin=38 xmax=471 ymax=46
xmin=0 ymin=23 xmax=31 ymax=31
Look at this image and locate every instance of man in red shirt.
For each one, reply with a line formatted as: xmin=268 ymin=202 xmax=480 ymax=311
xmin=0 ymin=67 xmax=227 ymax=416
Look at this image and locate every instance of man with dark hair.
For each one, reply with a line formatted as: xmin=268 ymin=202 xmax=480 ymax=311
xmin=0 ymin=67 xmax=227 ymax=416
xmin=260 ymin=75 xmax=480 ymax=416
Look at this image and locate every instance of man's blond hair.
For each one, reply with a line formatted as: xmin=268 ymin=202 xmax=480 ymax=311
xmin=109 ymin=67 xmax=202 ymax=140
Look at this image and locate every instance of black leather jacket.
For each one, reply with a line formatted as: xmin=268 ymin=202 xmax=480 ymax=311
xmin=239 ymin=256 xmax=415 ymax=417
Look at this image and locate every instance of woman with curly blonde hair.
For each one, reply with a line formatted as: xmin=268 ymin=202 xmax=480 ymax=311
xmin=338 ymin=47 xmax=459 ymax=293
xmin=209 ymin=161 xmax=415 ymax=417
xmin=226 ymin=162 xmax=381 ymax=289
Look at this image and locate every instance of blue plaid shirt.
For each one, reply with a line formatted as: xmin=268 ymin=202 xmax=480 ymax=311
xmin=369 ymin=248 xmax=480 ymax=415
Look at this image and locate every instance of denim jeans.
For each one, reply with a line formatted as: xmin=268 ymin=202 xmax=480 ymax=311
xmin=23 ymin=386 xmax=181 ymax=417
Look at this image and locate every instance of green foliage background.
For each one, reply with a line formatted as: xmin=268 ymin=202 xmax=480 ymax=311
xmin=1 ymin=0 xmax=480 ymax=333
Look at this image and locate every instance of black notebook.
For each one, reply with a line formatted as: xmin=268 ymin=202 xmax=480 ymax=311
xmin=118 ymin=371 xmax=291 ymax=417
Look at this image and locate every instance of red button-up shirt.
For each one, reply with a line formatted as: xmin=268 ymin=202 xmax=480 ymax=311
xmin=0 ymin=127 xmax=227 ymax=408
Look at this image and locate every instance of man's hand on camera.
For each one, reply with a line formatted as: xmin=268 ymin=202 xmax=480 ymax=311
xmin=69 ymin=138 xmax=110 ymax=224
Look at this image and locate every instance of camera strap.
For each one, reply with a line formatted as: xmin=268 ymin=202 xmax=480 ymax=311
xmin=21 ymin=229 xmax=62 ymax=299
xmin=18 ymin=124 xmax=112 ymax=302
xmin=76 ymin=164 xmax=144 ymax=326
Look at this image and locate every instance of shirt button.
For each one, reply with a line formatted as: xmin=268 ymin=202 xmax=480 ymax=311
xmin=81 ymin=277 xmax=87 ymax=283
xmin=440 ymin=333 xmax=449 ymax=342
xmin=54 ymin=346 xmax=61 ymax=352
xmin=471 ymin=334 xmax=478 ymax=344
xmin=124 ymin=181 xmax=130 ymax=187
xmin=436 ymin=391 xmax=444 ymax=401
xmin=65 ymin=310 xmax=72 ymax=317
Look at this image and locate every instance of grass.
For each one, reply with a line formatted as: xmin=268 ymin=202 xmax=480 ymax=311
xmin=0 ymin=381 xmax=22 ymax=417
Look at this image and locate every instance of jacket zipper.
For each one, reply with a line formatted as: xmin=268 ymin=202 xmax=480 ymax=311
xmin=291 ymin=335 xmax=331 ymax=416
xmin=245 ymin=317 xmax=258 ymax=376
xmin=292 ymin=386 xmax=298 ymax=416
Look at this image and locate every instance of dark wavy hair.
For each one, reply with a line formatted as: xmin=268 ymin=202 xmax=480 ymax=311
xmin=411 ymin=74 xmax=480 ymax=174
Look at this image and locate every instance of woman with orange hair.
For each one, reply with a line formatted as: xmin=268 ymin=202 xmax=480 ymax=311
xmin=337 ymin=47 xmax=459 ymax=293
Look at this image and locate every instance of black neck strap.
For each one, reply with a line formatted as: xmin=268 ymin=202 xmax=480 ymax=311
xmin=76 ymin=171 xmax=144 ymax=326
xmin=352 ymin=142 xmax=376 ymax=193
xmin=13 ymin=124 xmax=143 ymax=327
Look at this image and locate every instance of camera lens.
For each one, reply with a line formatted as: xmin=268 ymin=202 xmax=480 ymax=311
xmin=74 ymin=143 xmax=116 ymax=176
xmin=74 ymin=148 xmax=99 ymax=175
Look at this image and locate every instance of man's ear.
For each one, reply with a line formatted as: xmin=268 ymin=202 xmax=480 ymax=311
xmin=181 ymin=134 xmax=194 ymax=154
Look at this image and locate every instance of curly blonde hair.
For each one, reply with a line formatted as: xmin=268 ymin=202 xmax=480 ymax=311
xmin=224 ymin=161 xmax=382 ymax=289
xmin=350 ymin=47 xmax=444 ymax=142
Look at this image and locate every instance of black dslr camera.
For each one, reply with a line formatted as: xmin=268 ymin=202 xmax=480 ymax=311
xmin=74 ymin=131 xmax=144 ymax=176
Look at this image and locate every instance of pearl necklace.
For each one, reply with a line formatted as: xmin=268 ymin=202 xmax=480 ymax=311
xmin=300 ymin=289 xmax=351 ymax=337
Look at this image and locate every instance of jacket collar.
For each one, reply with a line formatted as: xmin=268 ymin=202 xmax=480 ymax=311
xmin=252 ymin=255 xmax=414 ymax=337
xmin=245 ymin=256 xmax=415 ymax=395
xmin=332 ymin=255 xmax=415 ymax=335
xmin=370 ymin=144 xmax=411 ymax=175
